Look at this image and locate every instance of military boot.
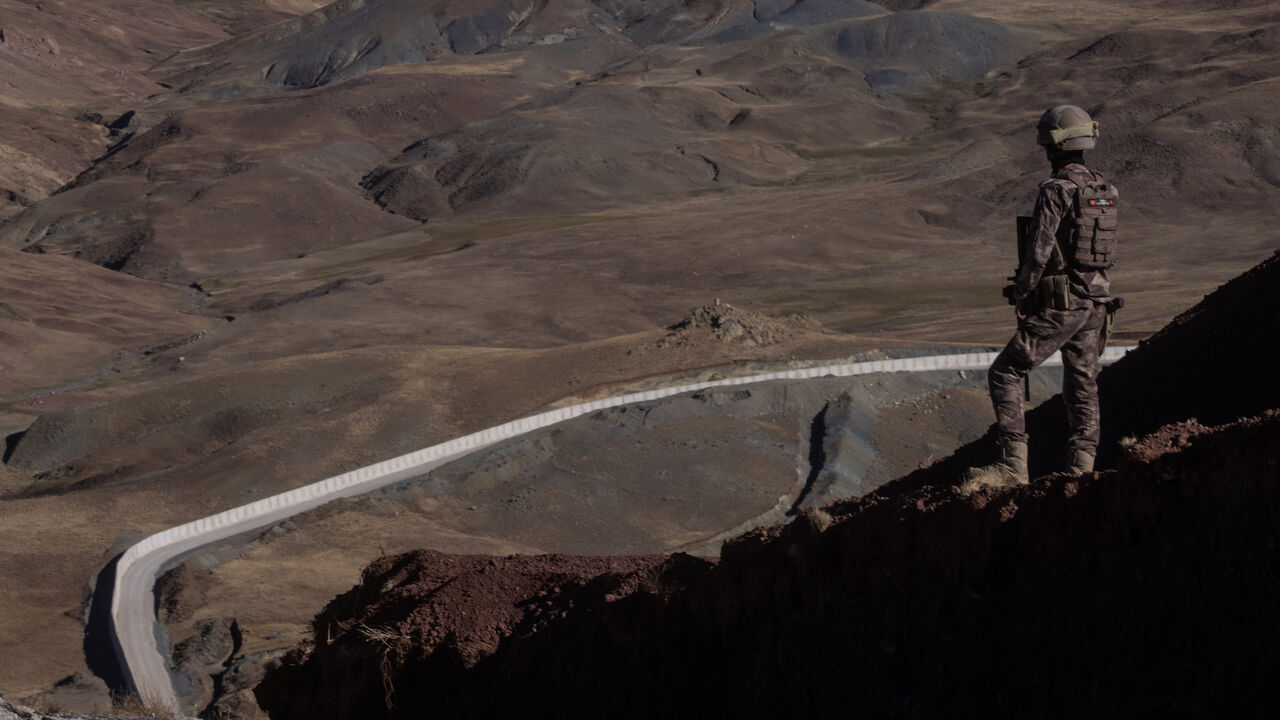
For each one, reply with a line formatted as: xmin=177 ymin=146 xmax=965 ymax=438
xmin=1065 ymin=449 xmax=1095 ymax=476
xmin=960 ymin=439 xmax=1029 ymax=494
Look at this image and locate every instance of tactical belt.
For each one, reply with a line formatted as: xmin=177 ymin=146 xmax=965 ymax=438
xmin=1034 ymin=273 xmax=1124 ymax=354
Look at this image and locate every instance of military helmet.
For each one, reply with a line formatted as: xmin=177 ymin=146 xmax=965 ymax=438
xmin=1037 ymin=104 xmax=1098 ymax=152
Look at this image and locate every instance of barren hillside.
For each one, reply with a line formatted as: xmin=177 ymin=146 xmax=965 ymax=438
xmin=1 ymin=0 xmax=1278 ymax=714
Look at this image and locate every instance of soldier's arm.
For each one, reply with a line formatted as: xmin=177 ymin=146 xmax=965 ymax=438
xmin=1013 ymin=181 xmax=1071 ymax=299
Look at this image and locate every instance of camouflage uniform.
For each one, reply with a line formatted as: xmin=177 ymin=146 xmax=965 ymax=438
xmin=989 ymin=162 xmax=1113 ymax=456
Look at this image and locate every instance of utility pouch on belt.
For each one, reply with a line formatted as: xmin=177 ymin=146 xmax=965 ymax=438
xmin=1037 ymin=273 xmax=1071 ymax=311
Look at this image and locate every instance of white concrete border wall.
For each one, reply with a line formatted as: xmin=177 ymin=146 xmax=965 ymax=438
xmin=109 ymin=347 xmax=1133 ymax=709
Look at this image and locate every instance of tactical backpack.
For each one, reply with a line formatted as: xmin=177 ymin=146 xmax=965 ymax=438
xmin=1056 ymin=166 xmax=1119 ymax=270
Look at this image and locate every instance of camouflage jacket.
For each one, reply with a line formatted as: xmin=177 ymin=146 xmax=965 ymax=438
xmin=1013 ymin=162 xmax=1114 ymax=303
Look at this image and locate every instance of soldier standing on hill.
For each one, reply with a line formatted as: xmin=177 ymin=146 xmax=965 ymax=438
xmin=962 ymin=104 xmax=1120 ymax=493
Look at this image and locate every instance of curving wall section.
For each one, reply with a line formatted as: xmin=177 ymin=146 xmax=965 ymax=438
xmin=109 ymin=347 xmax=1133 ymax=710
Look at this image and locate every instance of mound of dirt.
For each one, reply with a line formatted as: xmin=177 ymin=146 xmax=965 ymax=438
xmin=658 ymin=303 xmax=821 ymax=349
xmin=257 ymin=551 xmax=707 ymax=715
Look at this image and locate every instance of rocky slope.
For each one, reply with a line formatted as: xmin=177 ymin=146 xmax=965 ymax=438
xmin=257 ymin=252 xmax=1280 ymax=717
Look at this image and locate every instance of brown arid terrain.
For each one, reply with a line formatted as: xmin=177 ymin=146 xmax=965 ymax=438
xmin=0 ymin=695 xmax=152 ymax=720
xmin=258 ymin=251 xmax=1280 ymax=718
xmin=0 ymin=0 xmax=1278 ymax=715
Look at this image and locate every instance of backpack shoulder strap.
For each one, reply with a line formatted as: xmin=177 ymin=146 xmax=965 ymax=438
xmin=1053 ymin=163 xmax=1095 ymax=190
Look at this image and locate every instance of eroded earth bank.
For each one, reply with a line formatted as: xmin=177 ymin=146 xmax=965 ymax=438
xmin=257 ymin=253 xmax=1280 ymax=717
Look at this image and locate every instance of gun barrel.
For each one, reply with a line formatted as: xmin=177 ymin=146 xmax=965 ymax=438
xmin=1016 ymin=216 xmax=1034 ymax=263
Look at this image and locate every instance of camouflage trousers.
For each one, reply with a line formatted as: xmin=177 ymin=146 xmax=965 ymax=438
xmin=988 ymin=298 xmax=1108 ymax=455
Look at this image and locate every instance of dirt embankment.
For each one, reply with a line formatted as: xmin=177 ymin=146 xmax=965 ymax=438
xmin=259 ymin=410 xmax=1280 ymax=718
xmin=256 ymin=252 xmax=1280 ymax=717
